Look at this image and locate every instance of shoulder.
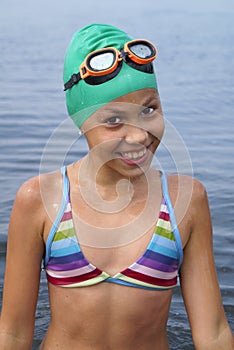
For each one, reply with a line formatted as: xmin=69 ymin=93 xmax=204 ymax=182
xmin=166 ymin=172 xmax=205 ymax=189
xmin=12 ymin=170 xmax=64 ymax=232
xmin=165 ymin=174 xmax=209 ymax=242
xmin=14 ymin=175 xmax=44 ymax=213
xmin=170 ymin=174 xmax=209 ymax=215
xmin=166 ymin=173 xmax=207 ymax=205
xmin=15 ymin=170 xmax=62 ymax=208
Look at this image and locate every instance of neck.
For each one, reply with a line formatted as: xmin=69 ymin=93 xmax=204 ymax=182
xmin=76 ymin=156 xmax=161 ymax=215
xmin=77 ymin=155 xmax=153 ymax=209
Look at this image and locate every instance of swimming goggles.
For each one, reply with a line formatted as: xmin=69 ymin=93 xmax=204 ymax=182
xmin=64 ymin=39 xmax=157 ymax=91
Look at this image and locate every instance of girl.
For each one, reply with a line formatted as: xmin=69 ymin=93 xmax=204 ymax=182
xmin=0 ymin=23 xmax=233 ymax=349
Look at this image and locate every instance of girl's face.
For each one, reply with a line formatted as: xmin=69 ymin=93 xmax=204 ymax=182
xmin=82 ymin=88 xmax=164 ymax=179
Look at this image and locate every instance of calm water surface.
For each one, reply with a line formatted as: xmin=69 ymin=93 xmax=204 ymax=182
xmin=0 ymin=0 xmax=233 ymax=348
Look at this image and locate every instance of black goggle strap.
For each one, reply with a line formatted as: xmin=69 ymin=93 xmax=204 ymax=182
xmin=64 ymin=72 xmax=82 ymax=91
xmin=63 ymin=62 xmax=122 ymax=90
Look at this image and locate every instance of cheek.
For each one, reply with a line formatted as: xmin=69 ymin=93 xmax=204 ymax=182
xmin=158 ymin=119 xmax=165 ymax=139
xmin=85 ymin=130 xmax=111 ymax=150
xmin=86 ymin=136 xmax=122 ymax=165
xmin=148 ymin=117 xmax=165 ymax=141
xmin=85 ymin=125 xmax=123 ymax=146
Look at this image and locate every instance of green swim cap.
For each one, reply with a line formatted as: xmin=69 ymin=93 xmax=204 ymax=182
xmin=63 ymin=23 xmax=158 ymax=128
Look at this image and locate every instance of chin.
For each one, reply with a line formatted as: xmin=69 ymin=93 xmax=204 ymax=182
xmin=107 ymin=159 xmax=153 ymax=179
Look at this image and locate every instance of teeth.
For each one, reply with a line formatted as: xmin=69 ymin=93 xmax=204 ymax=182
xmin=123 ymin=148 xmax=146 ymax=160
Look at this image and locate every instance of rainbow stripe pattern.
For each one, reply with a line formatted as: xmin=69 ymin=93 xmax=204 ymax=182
xmin=45 ymin=169 xmax=183 ymax=290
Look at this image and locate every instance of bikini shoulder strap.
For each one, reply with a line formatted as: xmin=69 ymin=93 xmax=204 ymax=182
xmin=44 ymin=166 xmax=70 ymax=266
xmin=161 ymin=171 xmax=183 ymax=266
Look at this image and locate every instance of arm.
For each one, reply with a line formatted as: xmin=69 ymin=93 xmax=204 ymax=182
xmin=180 ymin=179 xmax=234 ymax=350
xmin=0 ymin=177 xmax=45 ymax=349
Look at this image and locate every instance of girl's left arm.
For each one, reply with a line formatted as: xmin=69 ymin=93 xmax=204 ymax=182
xmin=180 ymin=179 xmax=233 ymax=350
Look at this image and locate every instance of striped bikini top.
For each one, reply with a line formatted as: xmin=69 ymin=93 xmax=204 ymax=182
xmin=44 ymin=167 xmax=183 ymax=291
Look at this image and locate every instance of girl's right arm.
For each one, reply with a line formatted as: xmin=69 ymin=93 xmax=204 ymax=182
xmin=0 ymin=176 xmax=45 ymax=349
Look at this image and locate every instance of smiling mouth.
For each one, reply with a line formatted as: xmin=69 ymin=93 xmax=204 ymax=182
xmin=118 ymin=145 xmax=152 ymax=166
xmin=121 ymin=148 xmax=147 ymax=160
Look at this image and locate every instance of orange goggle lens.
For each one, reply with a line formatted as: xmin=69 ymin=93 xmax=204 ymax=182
xmin=124 ymin=39 xmax=157 ymax=65
xmin=80 ymin=47 xmax=121 ymax=79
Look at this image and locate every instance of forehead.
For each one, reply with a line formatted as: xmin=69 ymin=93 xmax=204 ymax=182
xmin=111 ymin=88 xmax=159 ymax=104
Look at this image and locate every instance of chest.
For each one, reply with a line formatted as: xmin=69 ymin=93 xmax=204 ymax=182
xmin=70 ymin=187 xmax=162 ymax=274
xmin=78 ymin=226 xmax=157 ymax=276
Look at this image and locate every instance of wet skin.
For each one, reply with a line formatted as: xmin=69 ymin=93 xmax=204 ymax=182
xmin=1 ymin=89 xmax=233 ymax=349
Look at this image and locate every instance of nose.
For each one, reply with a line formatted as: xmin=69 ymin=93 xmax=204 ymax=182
xmin=124 ymin=123 xmax=148 ymax=145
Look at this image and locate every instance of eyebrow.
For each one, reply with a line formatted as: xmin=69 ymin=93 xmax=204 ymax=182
xmin=141 ymin=92 xmax=160 ymax=107
xmin=99 ymin=107 xmax=126 ymax=116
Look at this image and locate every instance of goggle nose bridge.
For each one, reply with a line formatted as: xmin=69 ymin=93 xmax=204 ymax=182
xmin=120 ymin=50 xmax=130 ymax=60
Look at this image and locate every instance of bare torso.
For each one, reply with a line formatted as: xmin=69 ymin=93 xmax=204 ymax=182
xmin=41 ymin=284 xmax=172 ymax=349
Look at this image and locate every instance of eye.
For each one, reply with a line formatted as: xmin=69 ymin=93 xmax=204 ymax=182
xmin=140 ymin=106 xmax=155 ymax=117
xmin=105 ymin=116 xmax=122 ymax=126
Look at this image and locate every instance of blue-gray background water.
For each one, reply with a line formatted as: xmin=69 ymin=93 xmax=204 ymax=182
xmin=0 ymin=0 xmax=233 ymax=348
